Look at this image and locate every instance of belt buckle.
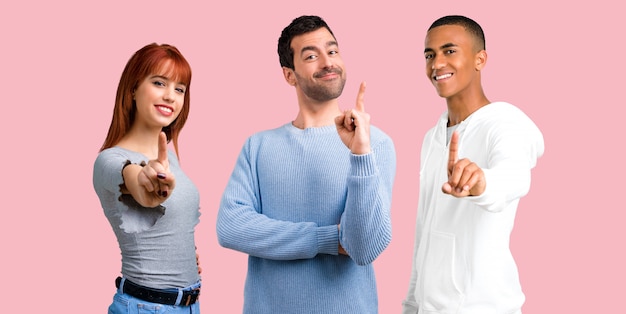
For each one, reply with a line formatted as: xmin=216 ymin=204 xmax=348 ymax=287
xmin=184 ymin=288 xmax=200 ymax=306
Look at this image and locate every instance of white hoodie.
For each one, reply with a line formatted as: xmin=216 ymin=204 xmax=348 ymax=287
xmin=403 ymin=102 xmax=544 ymax=314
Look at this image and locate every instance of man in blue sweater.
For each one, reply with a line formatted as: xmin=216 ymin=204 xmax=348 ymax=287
xmin=217 ymin=15 xmax=396 ymax=313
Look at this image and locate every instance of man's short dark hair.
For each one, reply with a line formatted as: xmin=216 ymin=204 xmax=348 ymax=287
xmin=278 ymin=15 xmax=336 ymax=69
xmin=428 ymin=15 xmax=486 ymax=50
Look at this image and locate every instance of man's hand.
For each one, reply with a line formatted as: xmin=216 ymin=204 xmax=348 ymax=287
xmin=335 ymin=81 xmax=371 ymax=155
xmin=338 ymin=224 xmax=348 ymax=256
xmin=442 ymin=131 xmax=486 ymax=197
xmin=338 ymin=244 xmax=348 ymax=255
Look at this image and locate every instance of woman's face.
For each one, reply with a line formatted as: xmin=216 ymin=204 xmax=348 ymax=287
xmin=133 ymin=65 xmax=187 ymax=130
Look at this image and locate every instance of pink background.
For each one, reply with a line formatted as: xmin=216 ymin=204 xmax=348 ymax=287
xmin=2 ymin=0 xmax=623 ymax=312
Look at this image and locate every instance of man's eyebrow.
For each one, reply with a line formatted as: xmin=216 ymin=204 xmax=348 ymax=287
xmin=300 ymin=41 xmax=338 ymax=54
xmin=301 ymin=46 xmax=319 ymax=54
xmin=440 ymin=42 xmax=457 ymax=50
xmin=424 ymin=42 xmax=457 ymax=54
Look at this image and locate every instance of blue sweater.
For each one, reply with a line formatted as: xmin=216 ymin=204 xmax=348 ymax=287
xmin=217 ymin=123 xmax=396 ymax=313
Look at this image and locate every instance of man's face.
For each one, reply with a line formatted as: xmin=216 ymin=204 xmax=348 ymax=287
xmin=287 ymin=27 xmax=346 ymax=102
xmin=424 ymin=25 xmax=483 ymax=99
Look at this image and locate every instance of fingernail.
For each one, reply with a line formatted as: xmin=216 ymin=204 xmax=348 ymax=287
xmin=161 ymin=191 xmax=168 ymax=197
xmin=157 ymin=173 xmax=166 ymax=179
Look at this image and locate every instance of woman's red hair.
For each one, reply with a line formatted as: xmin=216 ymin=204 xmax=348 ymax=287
xmin=100 ymin=43 xmax=192 ymax=158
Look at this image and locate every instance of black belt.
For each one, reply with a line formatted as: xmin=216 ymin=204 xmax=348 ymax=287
xmin=115 ymin=277 xmax=200 ymax=306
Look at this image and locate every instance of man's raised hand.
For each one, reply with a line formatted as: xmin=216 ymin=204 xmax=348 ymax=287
xmin=335 ymin=81 xmax=371 ymax=155
xmin=442 ymin=131 xmax=486 ymax=197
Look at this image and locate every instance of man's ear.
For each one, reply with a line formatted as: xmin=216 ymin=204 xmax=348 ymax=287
xmin=475 ymin=50 xmax=487 ymax=71
xmin=282 ymin=67 xmax=296 ymax=86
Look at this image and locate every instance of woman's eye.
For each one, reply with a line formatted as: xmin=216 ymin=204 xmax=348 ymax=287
xmin=176 ymin=87 xmax=186 ymax=94
xmin=153 ymin=81 xmax=165 ymax=87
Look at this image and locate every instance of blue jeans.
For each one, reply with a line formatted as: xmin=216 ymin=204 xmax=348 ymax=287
xmin=108 ymin=279 xmax=201 ymax=314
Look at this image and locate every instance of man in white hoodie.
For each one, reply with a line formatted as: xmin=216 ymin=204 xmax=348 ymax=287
xmin=402 ymin=15 xmax=544 ymax=314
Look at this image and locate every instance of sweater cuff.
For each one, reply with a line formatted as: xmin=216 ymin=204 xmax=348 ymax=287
xmin=317 ymin=225 xmax=339 ymax=255
xmin=350 ymin=153 xmax=377 ymax=177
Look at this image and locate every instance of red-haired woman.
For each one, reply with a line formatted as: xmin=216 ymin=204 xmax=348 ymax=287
xmin=93 ymin=43 xmax=201 ymax=313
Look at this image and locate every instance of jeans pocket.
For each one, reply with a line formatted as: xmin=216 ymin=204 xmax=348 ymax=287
xmin=136 ymin=302 xmax=171 ymax=314
xmin=109 ymin=291 xmax=171 ymax=314
xmin=108 ymin=292 xmax=130 ymax=314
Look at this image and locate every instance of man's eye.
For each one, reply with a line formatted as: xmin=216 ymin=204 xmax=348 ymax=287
xmin=445 ymin=49 xmax=456 ymax=54
xmin=425 ymin=54 xmax=433 ymax=60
